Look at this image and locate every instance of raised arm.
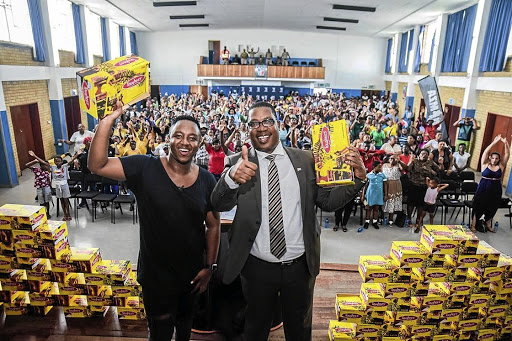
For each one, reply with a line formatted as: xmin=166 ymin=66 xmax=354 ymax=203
xmin=437 ymin=183 xmax=449 ymax=192
xmin=472 ymin=118 xmax=479 ymax=130
xmin=88 ymin=102 xmax=126 ymax=181
xmin=501 ymin=137 xmax=510 ymax=168
xmin=481 ymin=135 xmax=501 ymax=169
xmin=25 ymin=159 xmax=39 ymax=168
xmin=28 ymin=150 xmax=50 ymax=167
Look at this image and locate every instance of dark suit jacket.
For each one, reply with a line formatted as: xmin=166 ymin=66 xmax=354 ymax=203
xmin=210 ymin=147 xmax=365 ymax=284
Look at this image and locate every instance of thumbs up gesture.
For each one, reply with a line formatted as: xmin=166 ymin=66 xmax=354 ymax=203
xmin=228 ymin=145 xmax=258 ymax=184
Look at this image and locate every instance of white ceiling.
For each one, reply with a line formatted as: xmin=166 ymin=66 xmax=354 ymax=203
xmin=74 ymin=0 xmax=478 ymax=37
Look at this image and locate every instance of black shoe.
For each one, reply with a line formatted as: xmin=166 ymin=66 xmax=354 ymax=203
xmin=414 ymin=227 xmax=420 ymax=233
xmin=363 ymin=222 xmax=369 ymax=229
xmin=373 ymin=223 xmax=380 ymax=230
xmin=47 ymin=214 xmax=52 ymax=219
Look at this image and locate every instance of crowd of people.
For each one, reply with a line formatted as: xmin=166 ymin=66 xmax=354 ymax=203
xmin=220 ymin=46 xmax=292 ymax=66
xmin=21 ymin=90 xmax=508 ymax=341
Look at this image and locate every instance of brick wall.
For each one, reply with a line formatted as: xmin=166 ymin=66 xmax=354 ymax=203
xmin=397 ymin=82 xmax=408 ymax=113
xmin=93 ymin=55 xmax=103 ymax=66
xmin=438 ymin=86 xmax=465 ymax=108
xmin=58 ymin=50 xmax=83 ymax=67
xmin=61 ymin=78 xmax=77 ymax=98
xmin=385 ymin=81 xmax=391 ymax=92
xmin=2 ymin=80 xmax=54 ymax=175
xmin=472 ymin=91 xmax=512 ymax=183
xmin=419 ymin=64 xmax=430 ymax=75
xmin=0 ymin=41 xmax=45 ymax=66
xmin=504 ymin=56 xmax=512 ymax=72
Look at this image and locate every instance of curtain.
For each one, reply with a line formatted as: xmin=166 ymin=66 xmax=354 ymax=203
xmin=72 ymin=3 xmax=86 ymax=64
xmin=130 ymin=31 xmax=138 ymax=55
xmin=26 ymin=0 xmax=46 ymax=62
xmin=119 ymin=25 xmax=126 ymax=56
xmin=397 ymin=32 xmax=409 ymax=73
xmin=101 ymin=17 xmax=110 ymax=62
xmin=414 ymin=25 xmax=425 ymax=73
xmin=385 ymin=38 xmax=393 ymax=73
xmin=479 ymin=0 xmax=512 ymax=71
xmin=441 ymin=4 xmax=478 ymax=72
xmin=428 ymin=31 xmax=436 ymax=71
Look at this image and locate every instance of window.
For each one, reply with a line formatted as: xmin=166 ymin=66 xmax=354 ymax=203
xmin=85 ymin=7 xmax=102 ymax=63
xmin=110 ymin=21 xmax=120 ymax=59
xmin=390 ymin=35 xmax=398 ymax=73
xmin=421 ymin=21 xmax=437 ymax=64
xmin=0 ymin=0 xmax=35 ymax=47
xmin=47 ymin=0 xmax=76 ymax=64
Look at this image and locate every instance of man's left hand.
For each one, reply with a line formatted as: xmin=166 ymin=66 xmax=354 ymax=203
xmin=191 ymin=269 xmax=212 ymax=294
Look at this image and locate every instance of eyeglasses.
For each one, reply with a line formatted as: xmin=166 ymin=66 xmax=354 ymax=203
xmin=248 ymin=118 xmax=275 ymax=129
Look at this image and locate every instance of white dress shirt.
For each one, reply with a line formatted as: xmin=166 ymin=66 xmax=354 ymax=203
xmin=225 ymin=143 xmax=305 ymax=262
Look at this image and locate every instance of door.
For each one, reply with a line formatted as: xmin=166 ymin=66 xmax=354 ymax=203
xmin=11 ymin=103 xmax=44 ymax=170
xmin=444 ymin=104 xmax=461 ymax=144
xmin=209 ymin=40 xmax=220 ymax=65
xmin=64 ymin=96 xmax=81 ymax=139
xmin=479 ymin=113 xmax=512 ymax=176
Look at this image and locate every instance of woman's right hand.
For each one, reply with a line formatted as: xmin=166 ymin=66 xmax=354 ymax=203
xmin=493 ymin=134 xmax=502 ymax=144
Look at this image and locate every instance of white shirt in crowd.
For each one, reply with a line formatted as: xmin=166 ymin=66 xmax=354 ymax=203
xmin=453 ymin=151 xmax=471 ymax=171
xmin=70 ymin=130 xmax=94 ymax=154
xmin=380 ymin=143 xmax=401 ymax=154
xmin=423 ymin=139 xmax=439 ymax=151
xmin=225 ymin=143 xmax=305 ymax=262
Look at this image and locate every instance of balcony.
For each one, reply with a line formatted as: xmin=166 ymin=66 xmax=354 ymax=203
xmin=196 ymin=64 xmax=325 ymax=80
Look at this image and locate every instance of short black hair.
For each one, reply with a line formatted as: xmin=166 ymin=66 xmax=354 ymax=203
xmin=372 ymin=160 xmax=382 ymax=168
xmin=429 ymin=177 xmax=439 ymax=184
xmin=171 ymin=115 xmax=201 ymax=130
xmin=248 ymin=102 xmax=277 ymax=120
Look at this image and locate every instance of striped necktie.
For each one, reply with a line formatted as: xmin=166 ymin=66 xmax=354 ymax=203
xmin=266 ymin=155 xmax=286 ymax=259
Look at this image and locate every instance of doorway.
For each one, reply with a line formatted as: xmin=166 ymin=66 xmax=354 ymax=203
xmin=64 ymin=96 xmax=81 ymax=139
xmin=208 ymin=40 xmax=220 ymax=65
xmin=479 ymin=113 xmax=512 ymax=175
xmin=444 ymin=104 xmax=461 ymax=144
xmin=10 ymin=103 xmax=44 ymax=170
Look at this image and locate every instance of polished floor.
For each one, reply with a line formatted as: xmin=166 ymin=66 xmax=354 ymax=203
xmin=1 ymin=170 xmax=511 ymax=265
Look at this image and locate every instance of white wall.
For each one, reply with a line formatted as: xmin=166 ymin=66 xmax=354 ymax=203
xmin=138 ymin=28 xmax=387 ymax=90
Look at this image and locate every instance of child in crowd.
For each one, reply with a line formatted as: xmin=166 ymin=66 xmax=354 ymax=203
xmin=26 ymin=152 xmax=52 ymax=219
xmin=415 ymin=177 xmax=449 ymax=232
xmin=28 ymin=150 xmax=81 ymax=221
xmin=362 ymin=160 xmax=386 ymax=229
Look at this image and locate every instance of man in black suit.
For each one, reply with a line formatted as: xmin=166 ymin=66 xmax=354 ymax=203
xmin=211 ymin=102 xmax=367 ymax=340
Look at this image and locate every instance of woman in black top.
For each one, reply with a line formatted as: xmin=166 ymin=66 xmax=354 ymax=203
xmin=429 ymin=140 xmax=454 ymax=177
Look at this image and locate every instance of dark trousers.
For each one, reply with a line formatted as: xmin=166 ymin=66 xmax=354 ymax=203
xmin=334 ymin=199 xmax=354 ymax=226
xmin=142 ymin=286 xmax=197 ymax=341
xmin=241 ymin=254 xmax=315 ymax=341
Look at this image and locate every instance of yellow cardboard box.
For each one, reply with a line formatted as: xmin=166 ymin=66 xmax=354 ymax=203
xmin=432 ymin=335 xmax=455 ymax=341
xmin=420 ymin=225 xmax=479 ymax=255
xmin=311 ymin=120 xmax=354 ymax=186
xmin=87 ymin=295 xmax=113 ymax=307
xmin=35 ymin=220 xmax=68 ymax=243
xmin=385 ymin=311 xmax=421 ymax=326
xmin=0 ymin=255 xmax=15 ymax=272
xmin=445 ymin=253 xmax=481 ymax=268
xmin=93 ymin=259 xmax=131 ymax=284
xmin=29 ymin=305 xmax=53 ymax=316
xmin=14 ymin=242 xmax=43 ymax=258
xmin=467 ymin=294 xmax=491 ymax=308
xmin=328 ymin=320 xmax=357 ymax=340
xmin=458 ymin=319 xmax=481 ymax=331
xmin=476 ymin=329 xmax=496 ymax=341
xmin=77 ymin=55 xmax=150 ymax=119
xmin=4 ymin=304 xmax=29 ymax=315
xmin=0 ymin=204 xmax=47 ymax=231
xmin=409 ymin=280 xmax=430 ymax=297
xmin=487 ymin=305 xmax=508 ymax=318
xmin=335 ymin=294 xmax=366 ymax=322
xmin=410 ymin=325 xmax=436 ymax=337
xmin=12 ymin=229 xmax=38 ymax=245
xmin=117 ymin=306 xmax=147 ymax=320
xmin=63 ymin=305 xmax=91 ymax=318
xmin=390 ymin=241 xmax=430 ymax=268
xmin=360 ymin=283 xmax=389 ymax=311
xmin=424 ymin=253 xmax=446 ymax=268
xmin=69 ymin=247 xmax=102 ymax=273
xmin=489 ymin=279 xmax=512 ymax=294
xmin=476 ymin=241 xmax=501 ymax=267
xmin=384 ymin=282 xmax=411 ymax=298
xmin=440 ymin=308 xmax=463 ymax=322
xmin=356 ymin=324 xmax=381 ymax=338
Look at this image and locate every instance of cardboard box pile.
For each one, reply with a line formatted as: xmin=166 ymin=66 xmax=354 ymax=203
xmin=312 ymin=119 xmax=354 ymax=186
xmin=77 ymin=54 xmax=150 ymax=120
xmin=0 ymin=204 xmax=145 ymax=319
xmin=330 ymin=225 xmax=512 ymax=341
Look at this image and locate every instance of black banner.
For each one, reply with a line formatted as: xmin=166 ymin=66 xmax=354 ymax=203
xmin=418 ymin=76 xmax=444 ymax=126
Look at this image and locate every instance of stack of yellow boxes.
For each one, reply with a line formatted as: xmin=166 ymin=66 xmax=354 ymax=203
xmin=0 ymin=204 xmax=145 ymax=320
xmin=331 ymin=225 xmax=512 ymax=341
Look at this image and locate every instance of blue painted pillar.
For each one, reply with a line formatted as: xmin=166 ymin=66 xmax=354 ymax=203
xmin=391 ymin=92 xmax=398 ymax=102
xmin=87 ymin=114 xmax=97 ymax=132
xmin=49 ymin=99 xmax=68 ymax=155
xmin=0 ymin=110 xmax=18 ymax=187
xmin=405 ymin=96 xmax=415 ymax=109
xmin=460 ymin=108 xmax=476 ymax=118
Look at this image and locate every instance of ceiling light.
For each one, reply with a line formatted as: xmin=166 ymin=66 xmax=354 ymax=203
xmin=153 ymin=1 xmax=197 ymax=7
xmin=323 ymin=17 xmax=358 ymax=23
xmin=316 ymin=26 xmax=346 ymax=31
xmin=170 ymin=15 xmax=205 ymax=19
xmin=180 ymin=23 xmax=209 ymax=27
xmin=333 ymin=4 xmax=376 ymax=12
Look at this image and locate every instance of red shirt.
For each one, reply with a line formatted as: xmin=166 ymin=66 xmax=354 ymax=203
xmin=425 ymin=125 xmax=438 ymax=140
xmin=358 ymin=149 xmax=385 ymax=172
xmin=399 ymin=154 xmax=412 ymax=173
xmin=30 ymin=166 xmax=51 ymax=188
xmin=206 ymin=145 xmax=225 ymax=175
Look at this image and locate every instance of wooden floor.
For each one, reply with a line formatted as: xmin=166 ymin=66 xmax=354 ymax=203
xmin=0 ymin=264 xmax=361 ymax=341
